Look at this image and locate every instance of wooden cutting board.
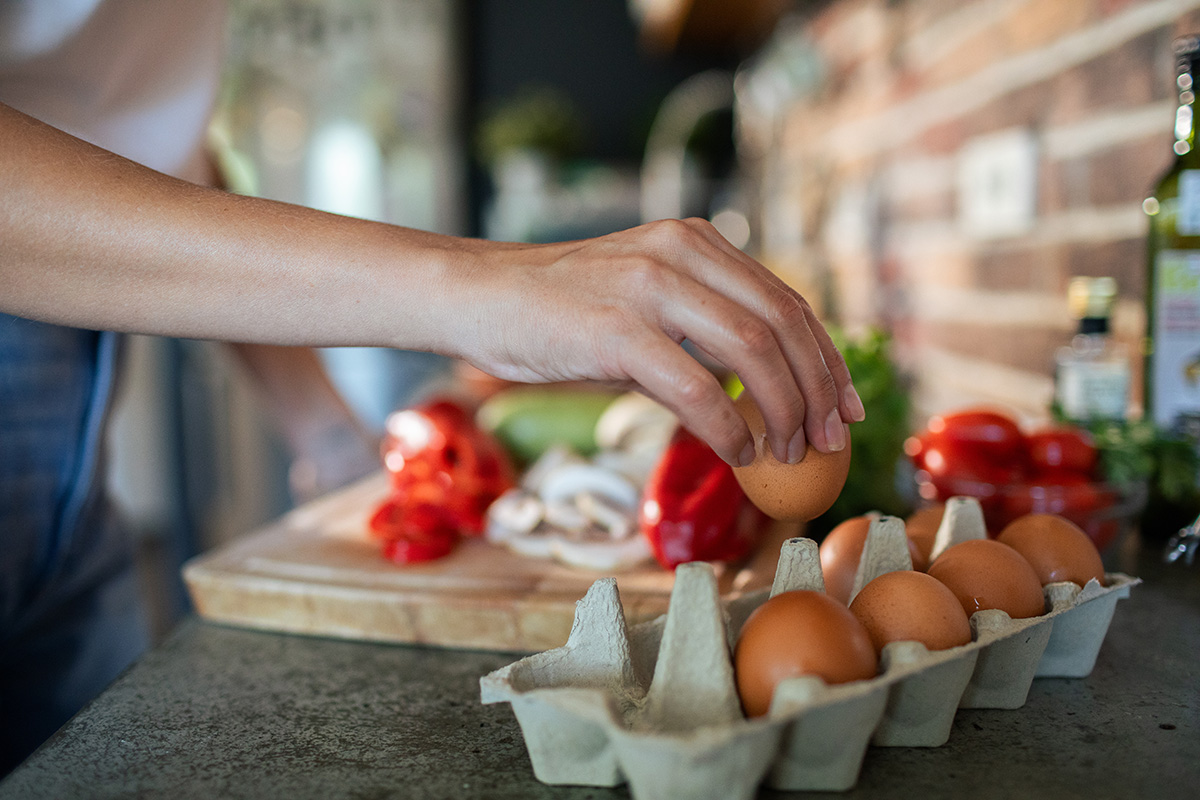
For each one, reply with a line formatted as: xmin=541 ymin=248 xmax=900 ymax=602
xmin=183 ymin=473 xmax=799 ymax=653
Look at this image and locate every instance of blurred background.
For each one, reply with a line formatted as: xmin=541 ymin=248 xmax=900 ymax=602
xmin=106 ymin=0 xmax=1200 ymax=638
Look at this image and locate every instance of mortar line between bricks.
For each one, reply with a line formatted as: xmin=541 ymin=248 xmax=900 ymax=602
xmin=824 ymin=0 xmax=1200 ymax=158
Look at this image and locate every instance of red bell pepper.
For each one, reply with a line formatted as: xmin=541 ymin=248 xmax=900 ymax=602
xmin=639 ymin=427 xmax=766 ymax=569
xmin=368 ymin=496 xmax=458 ymax=563
xmin=370 ymin=398 xmax=515 ymax=564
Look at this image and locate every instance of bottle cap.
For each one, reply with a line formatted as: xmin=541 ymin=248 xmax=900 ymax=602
xmin=1067 ymin=276 xmax=1117 ymax=320
xmin=1176 ymin=36 xmax=1200 ymax=82
xmin=1177 ymin=35 xmax=1200 ymax=60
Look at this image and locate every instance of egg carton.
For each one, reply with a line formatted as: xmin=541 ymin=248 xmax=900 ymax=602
xmin=479 ymin=497 xmax=1138 ymax=798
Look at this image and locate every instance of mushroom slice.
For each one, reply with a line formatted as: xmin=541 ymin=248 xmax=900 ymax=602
xmin=539 ymin=463 xmax=639 ymax=510
xmin=543 ymin=500 xmax=589 ymax=532
xmin=594 ymin=392 xmax=677 ymax=451
xmin=576 ymin=491 xmax=636 ymax=540
xmin=485 ymin=489 xmax=544 ymax=543
xmin=520 ymin=444 xmax=584 ymax=493
xmin=552 ymin=534 xmax=653 ymax=571
xmin=501 ymin=529 xmax=558 ymax=560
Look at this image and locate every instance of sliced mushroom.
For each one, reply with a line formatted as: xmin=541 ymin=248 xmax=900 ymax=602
xmin=594 ymin=392 xmax=677 ymax=452
xmin=520 ymin=444 xmax=585 ymax=493
xmin=539 ymin=463 xmax=639 ymax=510
xmin=576 ymin=491 xmax=635 ymax=540
xmin=543 ymin=500 xmax=589 ymax=532
xmin=552 ymin=534 xmax=653 ymax=571
xmin=485 ymin=489 xmax=543 ymax=543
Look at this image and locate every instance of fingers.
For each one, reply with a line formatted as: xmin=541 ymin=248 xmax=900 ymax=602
xmin=655 ymin=274 xmax=807 ymax=463
xmin=683 ymin=219 xmax=864 ymax=423
xmin=616 ymin=329 xmax=755 ymax=467
xmin=641 ymin=218 xmax=859 ymax=456
xmin=800 ymin=301 xmax=866 ymax=425
xmin=682 ymin=218 xmax=864 ymax=424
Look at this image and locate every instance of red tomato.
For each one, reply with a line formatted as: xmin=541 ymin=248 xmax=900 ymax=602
xmin=1026 ymin=427 xmax=1098 ymax=477
xmin=916 ymin=438 xmax=1025 ymax=486
xmin=1000 ymin=480 xmax=1116 ymax=531
xmin=1025 ymin=470 xmax=1090 ymax=487
xmin=911 ymin=409 xmax=1117 ymax=546
xmin=926 ymin=410 xmax=1027 ymax=469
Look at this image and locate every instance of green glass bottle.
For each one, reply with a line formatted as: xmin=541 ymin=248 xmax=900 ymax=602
xmin=1142 ymin=35 xmax=1200 ymax=539
xmin=1144 ymin=35 xmax=1200 ymax=442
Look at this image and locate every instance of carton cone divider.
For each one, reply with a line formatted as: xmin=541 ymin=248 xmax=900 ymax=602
xmin=557 ymin=577 xmax=637 ymax=689
xmin=929 ymin=496 xmax=987 ymax=562
xmin=636 ymin=562 xmax=742 ymax=731
xmin=848 ymin=516 xmax=913 ymax=604
xmin=770 ymin=538 xmax=825 ymax=597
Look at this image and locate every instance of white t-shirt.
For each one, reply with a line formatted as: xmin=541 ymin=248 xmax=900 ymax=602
xmin=0 ymin=0 xmax=228 ymax=182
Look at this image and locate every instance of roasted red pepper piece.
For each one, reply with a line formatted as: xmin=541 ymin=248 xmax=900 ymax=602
xmin=368 ymin=496 xmax=459 ymax=564
xmin=639 ymin=427 xmax=766 ymax=569
xmin=371 ymin=398 xmax=515 ymax=563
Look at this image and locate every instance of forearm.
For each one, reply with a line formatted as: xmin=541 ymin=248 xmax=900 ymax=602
xmin=0 ymin=102 xmax=466 ymax=351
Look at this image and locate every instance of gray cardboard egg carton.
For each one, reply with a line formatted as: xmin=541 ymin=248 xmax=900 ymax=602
xmin=480 ymin=497 xmax=1139 ymax=799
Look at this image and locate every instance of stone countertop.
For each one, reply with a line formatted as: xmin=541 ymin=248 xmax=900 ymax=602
xmin=2 ymin=538 xmax=1198 ymax=800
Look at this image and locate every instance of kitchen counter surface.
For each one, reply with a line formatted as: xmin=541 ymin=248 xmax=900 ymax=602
xmin=2 ymin=536 xmax=1197 ymax=800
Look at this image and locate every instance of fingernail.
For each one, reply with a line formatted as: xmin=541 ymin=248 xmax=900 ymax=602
xmin=825 ymin=409 xmax=846 ymax=452
xmin=737 ymin=440 xmax=757 ymax=468
xmin=786 ymin=430 xmax=807 ymax=464
xmin=844 ymin=384 xmax=866 ymax=422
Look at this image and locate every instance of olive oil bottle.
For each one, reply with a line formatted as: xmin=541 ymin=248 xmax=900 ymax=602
xmin=1144 ymin=35 xmax=1200 ymax=443
xmin=1142 ymin=35 xmax=1200 ymax=539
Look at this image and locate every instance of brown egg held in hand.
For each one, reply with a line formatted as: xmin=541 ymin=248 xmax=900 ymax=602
xmin=904 ymin=503 xmax=945 ymax=570
xmin=819 ymin=516 xmax=927 ymax=604
xmin=996 ymin=513 xmax=1106 ymax=587
xmin=734 ymin=590 xmax=878 ymax=718
xmin=927 ymin=539 xmax=1046 ymax=620
xmin=849 ymin=571 xmax=972 ymax=655
xmin=731 ymin=392 xmax=851 ymax=521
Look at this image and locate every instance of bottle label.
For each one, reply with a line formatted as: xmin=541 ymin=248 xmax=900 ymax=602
xmin=1057 ymin=361 xmax=1130 ymax=421
xmin=1179 ymin=170 xmax=1200 ymax=235
xmin=1151 ymin=250 xmax=1200 ymax=430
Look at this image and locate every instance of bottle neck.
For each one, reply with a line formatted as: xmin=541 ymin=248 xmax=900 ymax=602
xmin=1174 ymin=53 xmax=1200 ymax=160
xmin=1077 ymin=316 xmax=1110 ymax=336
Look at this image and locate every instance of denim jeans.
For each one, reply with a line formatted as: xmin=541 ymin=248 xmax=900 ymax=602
xmin=0 ymin=315 xmax=148 ymax=774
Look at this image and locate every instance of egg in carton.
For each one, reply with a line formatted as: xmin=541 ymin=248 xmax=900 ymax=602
xmin=836 ymin=514 xmax=981 ymax=746
xmin=479 ymin=498 xmax=1138 ymax=798
xmin=846 ymin=497 xmax=1140 ymax=719
xmin=916 ymin=496 xmax=1141 ymax=690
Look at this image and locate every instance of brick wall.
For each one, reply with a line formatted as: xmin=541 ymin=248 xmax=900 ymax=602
xmin=741 ymin=0 xmax=1200 ymax=425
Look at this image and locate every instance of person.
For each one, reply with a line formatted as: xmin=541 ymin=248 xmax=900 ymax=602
xmin=0 ymin=0 xmax=864 ymax=775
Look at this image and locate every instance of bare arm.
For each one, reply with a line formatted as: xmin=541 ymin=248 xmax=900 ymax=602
xmin=0 ymin=101 xmax=864 ymax=467
xmin=1 ymin=102 xmax=460 ymax=349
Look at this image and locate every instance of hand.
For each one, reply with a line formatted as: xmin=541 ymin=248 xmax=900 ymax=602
xmin=445 ymin=218 xmax=865 ymax=467
xmin=226 ymin=344 xmax=379 ymax=502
